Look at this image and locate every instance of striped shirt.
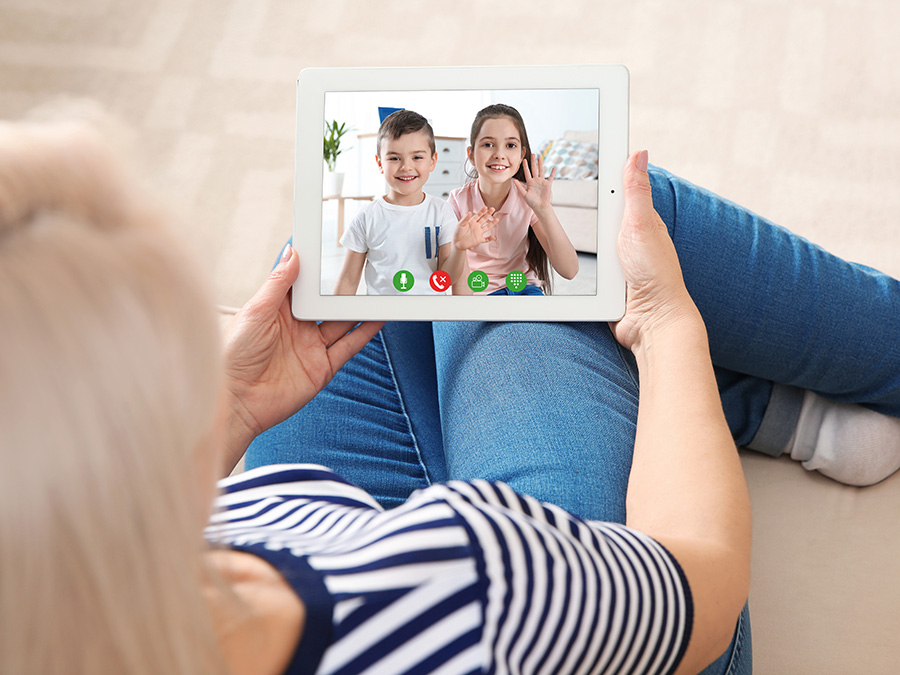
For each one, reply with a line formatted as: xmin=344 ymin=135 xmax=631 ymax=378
xmin=206 ymin=465 xmax=692 ymax=675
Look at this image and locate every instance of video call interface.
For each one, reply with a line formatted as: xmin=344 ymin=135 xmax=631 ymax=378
xmin=320 ymin=88 xmax=600 ymax=297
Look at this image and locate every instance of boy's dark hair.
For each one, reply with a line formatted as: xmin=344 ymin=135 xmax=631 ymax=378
xmin=376 ymin=110 xmax=436 ymax=156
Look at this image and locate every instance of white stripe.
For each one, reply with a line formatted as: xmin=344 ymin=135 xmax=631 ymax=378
xmin=631 ymin=539 xmax=668 ymax=675
xmin=485 ymin=507 xmax=533 ymax=675
xmin=623 ymin=530 xmax=671 ymax=675
xmin=441 ymin=487 xmax=509 ymax=673
xmin=290 ymin=502 xmax=358 ymax=539
xmin=215 ymin=478 xmax=381 ymax=510
xmin=555 ymin=522 xmax=601 ymax=675
xmin=217 ymin=462 xmax=339 ymax=486
xmin=427 ymin=643 xmax=484 ymax=675
xmin=570 ymin=522 xmax=604 ymax=675
xmin=506 ymin=509 xmax=552 ymax=673
xmin=320 ymin=558 xmax=475 ymax=595
xmin=642 ymin=537 xmax=688 ymax=673
xmin=207 ymin=495 xmax=283 ymax=523
xmin=584 ymin=525 xmax=626 ymax=672
xmin=209 ymin=502 xmax=331 ymax=548
xmin=603 ymin=529 xmax=649 ymax=674
xmin=313 ymin=500 xmax=458 ymax=556
xmin=226 ymin=500 xmax=324 ymax=533
xmin=332 ymin=596 xmax=365 ymax=624
xmin=302 ymin=512 xmax=382 ymax=555
xmin=360 ymin=601 xmax=483 ymax=675
xmin=318 ymin=559 xmax=478 ymax=673
xmin=311 ymin=525 xmax=471 ymax=572
xmin=538 ymin=525 xmax=587 ymax=675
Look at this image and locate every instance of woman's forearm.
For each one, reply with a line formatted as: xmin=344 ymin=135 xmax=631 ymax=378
xmin=626 ymin=311 xmax=750 ymax=541
xmin=624 ymin=310 xmax=752 ymax=672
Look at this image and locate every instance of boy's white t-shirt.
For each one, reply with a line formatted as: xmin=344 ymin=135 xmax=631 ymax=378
xmin=340 ymin=195 xmax=459 ymax=295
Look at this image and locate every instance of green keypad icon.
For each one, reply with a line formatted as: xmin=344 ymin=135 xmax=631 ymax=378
xmin=506 ymin=270 xmax=527 ymax=293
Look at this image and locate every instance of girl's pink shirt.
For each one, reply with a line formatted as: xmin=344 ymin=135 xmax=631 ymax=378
xmin=448 ymin=180 xmax=540 ymax=294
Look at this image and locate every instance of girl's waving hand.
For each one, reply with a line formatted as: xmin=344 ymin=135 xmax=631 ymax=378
xmin=516 ymin=153 xmax=557 ymax=213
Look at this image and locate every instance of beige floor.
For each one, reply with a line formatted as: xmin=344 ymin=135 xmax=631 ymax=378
xmin=4 ymin=1 xmax=900 ymax=672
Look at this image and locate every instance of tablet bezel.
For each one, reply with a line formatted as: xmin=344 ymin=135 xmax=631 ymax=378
xmin=292 ymin=64 xmax=628 ymax=321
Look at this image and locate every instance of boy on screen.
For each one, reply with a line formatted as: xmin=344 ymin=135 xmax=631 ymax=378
xmin=334 ymin=110 xmax=497 ymax=295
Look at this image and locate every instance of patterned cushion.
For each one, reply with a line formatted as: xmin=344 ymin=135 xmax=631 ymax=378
xmin=537 ymin=138 xmax=599 ymax=180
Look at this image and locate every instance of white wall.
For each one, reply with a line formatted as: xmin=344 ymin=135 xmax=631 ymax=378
xmin=323 ymin=87 xmax=600 ymax=185
xmin=489 ymin=89 xmax=600 ymax=149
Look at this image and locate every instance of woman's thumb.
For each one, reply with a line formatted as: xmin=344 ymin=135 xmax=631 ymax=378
xmin=250 ymin=244 xmax=298 ymax=315
xmin=622 ymin=150 xmax=654 ymax=214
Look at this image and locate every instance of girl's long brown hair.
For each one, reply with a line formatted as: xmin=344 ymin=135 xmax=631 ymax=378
xmin=467 ymin=104 xmax=551 ymax=294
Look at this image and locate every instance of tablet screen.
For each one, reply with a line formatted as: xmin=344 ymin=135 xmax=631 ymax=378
xmin=320 ymin=88 xmax=600 ymax=298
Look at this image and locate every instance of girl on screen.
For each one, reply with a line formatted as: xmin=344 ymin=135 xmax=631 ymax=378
xmin=449 ymin=103 xmax=579 ymax=295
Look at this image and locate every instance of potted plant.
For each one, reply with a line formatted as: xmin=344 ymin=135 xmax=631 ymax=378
xmin=323 ymin=120 xmax=352 ymax=197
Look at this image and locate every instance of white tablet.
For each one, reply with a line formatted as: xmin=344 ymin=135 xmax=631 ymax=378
xmin=292 ymin=64 xmax=628 ymax=321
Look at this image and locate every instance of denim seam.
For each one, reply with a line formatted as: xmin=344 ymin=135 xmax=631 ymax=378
xmin=648 ymin=165 xmax=678 ymax=241
xmin=722 ymin=604 xmax=747 ymax=674
xmin=378 ymin=334 xmax=433 ymax=486
xmin=609 ymin=324 xmax=640 ymax=391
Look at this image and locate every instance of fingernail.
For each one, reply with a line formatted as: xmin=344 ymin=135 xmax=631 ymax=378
xmin=636 ymin=150 xmax=649 ymax=172
xmin=280 ymin=244 xmax=292 ymax=263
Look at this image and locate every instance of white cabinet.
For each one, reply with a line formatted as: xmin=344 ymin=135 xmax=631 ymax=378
xmin=356 ymin=134 xmax=468 ymax=199
xmin=426 ymin=137 xmax=467 ymax=199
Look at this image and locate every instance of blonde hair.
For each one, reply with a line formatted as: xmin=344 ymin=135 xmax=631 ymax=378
xmin=0 ymin=106 xmax=224 ymax=673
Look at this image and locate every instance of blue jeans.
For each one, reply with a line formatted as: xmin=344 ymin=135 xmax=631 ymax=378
xmin=247 ymin=167 xmax=900 ymax=674
xmin=489 ymin=284 xmax=545 ymax=295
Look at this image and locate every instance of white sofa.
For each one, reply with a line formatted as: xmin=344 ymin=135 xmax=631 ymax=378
xmin=741 ymin=451 xmax=900 ymax=673
xmin=549 ymin=130 xmax=601 ymax=254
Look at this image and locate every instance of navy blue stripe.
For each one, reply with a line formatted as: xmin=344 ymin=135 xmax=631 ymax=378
xmin=631 ymin=532 xmax=671 ymax=671
xmin=534 ymin=528 xmax=577 ymax=674
xmin=494 ymin=512 xmax=535 ymax=669
xmin=657 ymin=539 xmax=694 ymax=674
xmin=325 ymin=545 xmax=475 ymax=585
xmin=425 ymin=226 xmax=432 ymax=259
xmin=415 ymin=625 xmax=482 ymax=674
xmin=332 ymin=587 xmax=407 ymax=634
xmin=332 ymin=585 xmax=482 ymax=675
xmin=604 ymin=533 xmax=634 ymax=671
xmin=520 ymin=526 xmax=559 ymax=673
xmin=238 ymin=546 xmax=332 ymax=675
xmin=319 ymin=515 xmax=463 ymax=557
xmin=652 ymin=556 xmax=678 ymax=664
xmin=220 ymin=466 xmax=360 ymax=494
xmin=562 ymin=530 xmax=592 ymax=668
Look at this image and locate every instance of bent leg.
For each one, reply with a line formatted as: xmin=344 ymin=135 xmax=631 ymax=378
xmin=434 ymin=320 xmax=639 ymax=524
xmin=649 ymin=166 xmax=900 ymax=452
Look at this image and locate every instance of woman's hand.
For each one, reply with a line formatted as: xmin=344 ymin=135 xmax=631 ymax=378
xmin=610 ymin=150 xmax=701 ymax=353
xmin=454 ymin=207 xmax=498 ymax=251
xmin=515 ymin=153 xmax=556 ymax=213
xmin=220 ymin=246 xmax=384 ymax=473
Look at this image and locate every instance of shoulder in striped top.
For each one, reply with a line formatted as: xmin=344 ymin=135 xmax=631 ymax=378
xmin=205 ymin=464 xmax=692 ymax=675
